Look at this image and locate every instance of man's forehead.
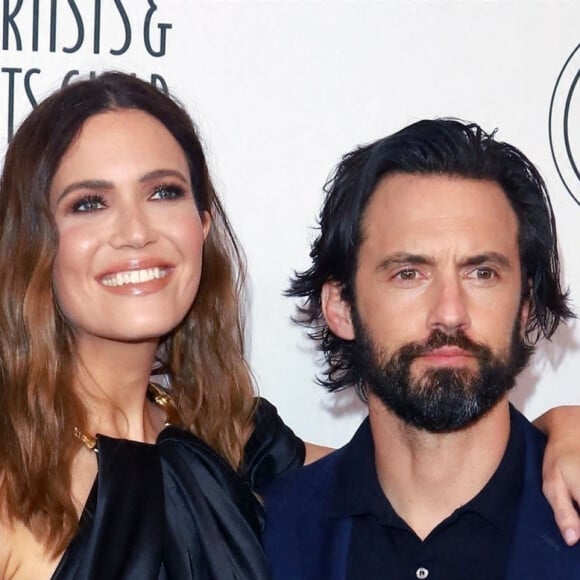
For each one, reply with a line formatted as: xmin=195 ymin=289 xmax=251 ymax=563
xmin=358 ymin=173 xmax=520 ymax=260
xmin=362 ymin=173 xmax=516 ymax=229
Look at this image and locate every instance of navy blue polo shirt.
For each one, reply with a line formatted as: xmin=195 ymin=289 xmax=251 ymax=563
xmin=328 ymin=413 xmax=524 ymax=580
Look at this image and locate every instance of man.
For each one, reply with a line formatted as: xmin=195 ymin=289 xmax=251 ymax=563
xmin=262 ymin=119 xmax=580 ymax=579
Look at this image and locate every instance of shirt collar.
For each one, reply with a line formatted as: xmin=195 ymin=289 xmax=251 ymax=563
xmin=328 ymin=405 xmax=525 ymax=534
xmin=328 ymin=416 xmax=398 ymax=524
xmin=458 ymin=405 xmax=524 ymax=531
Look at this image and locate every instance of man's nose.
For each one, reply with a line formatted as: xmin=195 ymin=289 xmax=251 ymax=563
xmin=425 ymin=275 xmax=471 ymax=335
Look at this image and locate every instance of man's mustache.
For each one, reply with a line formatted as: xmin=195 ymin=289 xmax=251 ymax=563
xmin=398 ymin=329 xmax=492 ymax=361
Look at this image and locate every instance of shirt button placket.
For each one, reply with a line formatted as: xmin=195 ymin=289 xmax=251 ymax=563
xmin=416 ymin=567 xmax=429 ymax=579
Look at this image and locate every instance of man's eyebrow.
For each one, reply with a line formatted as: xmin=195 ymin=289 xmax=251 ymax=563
xmin=458 ymin=252 xmax=512 ymax=269
xmin=376 ymin=253 xmax=435 ymax=272
xmin=55 ymin=169 xmax=189 ymax=205
xmin=375 ymin=252 xmax=513 ymax=273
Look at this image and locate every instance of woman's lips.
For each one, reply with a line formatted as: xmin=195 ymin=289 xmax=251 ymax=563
xmin=101 ymin=266 xmax=169 ymax=287
xmin=97 ymin=264 xmax=174 ymax=296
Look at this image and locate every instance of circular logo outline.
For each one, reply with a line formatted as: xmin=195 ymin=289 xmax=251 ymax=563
xmin=549 ymin=43 xmax=580 ymax=206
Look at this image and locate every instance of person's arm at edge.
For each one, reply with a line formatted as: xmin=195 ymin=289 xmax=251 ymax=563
xmin=304 ymin=442 xmax=334 ymax=465
xmin=535 ymin=405 xmax=580 ymax=546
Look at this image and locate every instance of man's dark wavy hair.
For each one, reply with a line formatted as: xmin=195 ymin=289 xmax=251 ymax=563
xmin=288 ymin=118 xmax=574 ymax=399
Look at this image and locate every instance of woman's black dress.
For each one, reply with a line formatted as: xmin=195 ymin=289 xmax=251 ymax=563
xmin=51 ymin=399 xmax=305 ymax=579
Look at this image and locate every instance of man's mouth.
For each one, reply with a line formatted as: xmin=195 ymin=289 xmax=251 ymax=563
xmin=422 ymin=346 xmax=473 ymax=358
xmin=416 ymin=346 xmax=476 ymax=367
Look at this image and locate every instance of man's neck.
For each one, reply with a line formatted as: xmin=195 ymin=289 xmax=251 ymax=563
xmin=368 ymin=393 xmax=511 ymax=540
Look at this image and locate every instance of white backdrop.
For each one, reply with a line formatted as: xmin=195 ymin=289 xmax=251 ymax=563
xmin=1 ymin=0 xmax=579 ymax=447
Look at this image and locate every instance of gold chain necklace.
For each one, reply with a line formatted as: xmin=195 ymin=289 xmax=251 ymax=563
xmin=74 ymin=383 xmax=179 ymax=453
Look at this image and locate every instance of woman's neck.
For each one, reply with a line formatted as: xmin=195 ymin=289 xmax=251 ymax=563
xmin=73 ymin=335 xmax=164 ymax=442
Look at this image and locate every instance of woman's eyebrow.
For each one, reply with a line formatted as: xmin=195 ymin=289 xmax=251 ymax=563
xmin=55 ymin=179 xmax=113 ymax=205
xmin=139 ymin=169 xmax=189 ymax=184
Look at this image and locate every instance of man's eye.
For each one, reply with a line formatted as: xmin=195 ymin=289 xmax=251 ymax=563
xmin=71 ymin=195 xmax=106 ymax=213
xmin=475 ymin=268 xmax=495 ymax=280
xmin=150 ymin=184 xmax=186 ymax=200
xmin=466 ymin=267 xmax=498 ymax=282
xmin=396 ymin=269 xmax=418 ymax=281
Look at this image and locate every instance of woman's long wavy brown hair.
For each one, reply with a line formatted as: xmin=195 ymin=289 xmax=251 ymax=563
xmin=0 ymin=72 xmax=257 ymax=554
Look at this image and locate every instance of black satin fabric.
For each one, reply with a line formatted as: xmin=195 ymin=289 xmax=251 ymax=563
xmin=51 ymin=398 xmax=304 ymax=579
xmin=243 ymin=397 xmax=306 ymax=490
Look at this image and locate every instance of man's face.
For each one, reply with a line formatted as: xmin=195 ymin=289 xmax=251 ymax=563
xmin=325 ymin=173 xmax=531 ymax=432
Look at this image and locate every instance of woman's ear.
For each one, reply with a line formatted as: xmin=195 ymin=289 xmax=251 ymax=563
xmin=321 ymin=281 xmax=355 ymax=340
xmin=201 ymin=211 xmax=211 ymax=240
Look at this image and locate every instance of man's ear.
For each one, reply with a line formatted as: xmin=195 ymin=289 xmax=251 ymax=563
xmin=519 ymin=279 xmax=532 ymax=338
xmin=520 ymin=299 xmax=531 ymax=339
xmin=321 ymin=281 xmax=355 ymax=340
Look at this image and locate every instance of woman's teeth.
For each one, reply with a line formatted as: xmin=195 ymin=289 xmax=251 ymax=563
xmin=101 ymin=267 xmax=168 ymax=287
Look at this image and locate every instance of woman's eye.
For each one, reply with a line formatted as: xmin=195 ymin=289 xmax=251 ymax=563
xmin=150 ymin=184 xmax=186 ymax=201
xmin=71 ymin=195 xmax=106 ymax=213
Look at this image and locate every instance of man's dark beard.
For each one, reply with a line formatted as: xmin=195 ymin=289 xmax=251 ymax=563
xmin=351 ymin=310 xmax=533 ymax=433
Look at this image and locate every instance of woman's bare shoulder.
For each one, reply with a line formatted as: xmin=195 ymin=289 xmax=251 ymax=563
xmin=0 ymin=517 xmax=60 ymax=580
xmin=0 ymin=515 xmax=12 ymax=578
xmin=0 ymin=450 xmax=95 ymax=579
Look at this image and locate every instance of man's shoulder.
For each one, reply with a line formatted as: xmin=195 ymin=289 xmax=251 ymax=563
xmin=261 ymin=442 xmax=354 ymax=577
xmin=511 ymin=404 xmax=545 ymax=437
xmin=511 ymin=405 xmax=546 ymax=448
xmin=261 ymin=443 xmax=345 ymax=507
xmin=507 ymin=406 xmax=580 ymax=577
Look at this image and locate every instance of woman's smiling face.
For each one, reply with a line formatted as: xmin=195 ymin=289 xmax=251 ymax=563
xmin=50 ymin=108 xmax=210 ymax=347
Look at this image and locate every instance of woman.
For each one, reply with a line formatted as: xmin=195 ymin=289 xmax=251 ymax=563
xmin=0 ymin=72 xmax=577 ymax=578
xmin=0 ymin=71 xmax=303 ymax=579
